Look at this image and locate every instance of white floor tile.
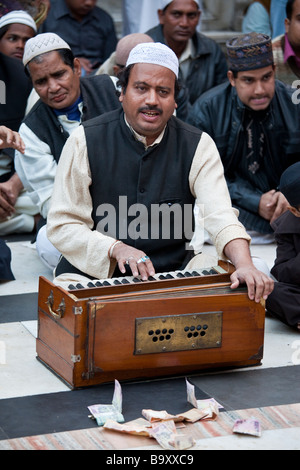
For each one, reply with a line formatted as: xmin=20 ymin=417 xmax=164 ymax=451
xmin=0 ymin=322 xmax=69 ymax=399
xmin=0 ymin=241 xmax=52 ymax=296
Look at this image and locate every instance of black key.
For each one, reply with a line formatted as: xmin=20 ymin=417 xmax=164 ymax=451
xmin=177 ymin=272 xmax=185 ymax=278
xmin=165 ymin=274 xmax=174 ymax=279
xmin=184 ymin=272 xmax=192 ymax=277
xmin=159 ymin=275 xmax=167 ymax=279
xmin=202 ymin=270 xmax=210 ymax=275
xmin=148 ymin=276 xmax=156 ymax=281
xmin=191 ymin=271 xmax=200 ymax=277
xmin=209 ymin=269 xmax=218 ymax=274
xmin=102 ymin=281 xmax=111 ymax=286
xmin=87 ymin=282 xmax=96 ymax=288
xmin=114 ymin=280 xmax=122 ymax=285
xmin=68 ymin=284 xmax=76 ymax=290
xmin=133 ymin=278 xmax=142 ymax=283
xmin=95 ymin=281 xmax=103 ymax=287
xmin=122 ymin=279 xmax=130 ymax=284
xmin=76 ymin=283 xmax=85 ymax=289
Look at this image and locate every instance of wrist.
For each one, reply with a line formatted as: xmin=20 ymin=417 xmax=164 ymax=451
xmin=108 ymin=240 xmax=123 ymax=259
xmin=10 ymin=173 xmax=24 ymax=194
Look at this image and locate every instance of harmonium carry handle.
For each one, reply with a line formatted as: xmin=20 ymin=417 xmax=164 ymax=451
xmin=46 ymin=290 xmax=66 ymax=319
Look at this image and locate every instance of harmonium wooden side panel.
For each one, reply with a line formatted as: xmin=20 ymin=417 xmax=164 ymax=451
xmin=36 ymin=263 xmax=266 ymax=389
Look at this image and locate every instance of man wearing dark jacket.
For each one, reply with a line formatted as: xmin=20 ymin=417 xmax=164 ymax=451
xmin=146 ymin=0 xmax=228 ymax=105
xmin=266 ymin=162 xmax=300 ymax=330
xmin=14 ymin=33 xmax=121 ymax=269
xmin=189 ymin=32 xmax=300 ymax=241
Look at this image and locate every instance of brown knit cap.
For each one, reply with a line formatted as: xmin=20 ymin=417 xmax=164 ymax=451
xmin=227 ymin=32 xmax=274 ymax=72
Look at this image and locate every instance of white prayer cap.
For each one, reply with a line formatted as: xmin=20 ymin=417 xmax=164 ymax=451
xmin=23 ymin=32 xmax=71 ymax=66
xmin=161 ymin=0 xmax=200 ymax=9
xmin=0 ymin=10 xmax=37 ymax=32
xmin=116 ymin=33 xmax=154 ymax=67
xmin=126 ymin=42 xmax=179 ymax=78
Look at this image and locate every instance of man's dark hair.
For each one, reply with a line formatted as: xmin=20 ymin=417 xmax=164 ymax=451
xmin=230 ymin=63 xmax=275 ymax=78
xmin=117 ymin=64 xmax=181 ymax=100
xmin=0 ymin=25 xmax=10 ymax=40
xmin=25 ymin=48 xmax=75 ymax=76
xmin=286 ymin=0 xmax=296 ymax=20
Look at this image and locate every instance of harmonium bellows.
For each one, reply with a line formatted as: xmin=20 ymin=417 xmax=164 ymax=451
xmin=36 ymin=261 xmax=266 ymax=389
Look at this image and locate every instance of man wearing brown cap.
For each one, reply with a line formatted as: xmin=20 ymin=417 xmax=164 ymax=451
xmin=189 ymin=32 xmax=300 ymax=243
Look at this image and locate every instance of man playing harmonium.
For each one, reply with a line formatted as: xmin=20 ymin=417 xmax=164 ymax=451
xmin=47 ymin=42 xmax=273 ymax=304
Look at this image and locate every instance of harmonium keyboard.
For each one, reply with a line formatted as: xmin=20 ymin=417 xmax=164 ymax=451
xmin=37 ymin=261 xmax=266 ymax=389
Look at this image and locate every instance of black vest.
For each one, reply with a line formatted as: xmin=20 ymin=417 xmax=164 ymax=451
xmin=23 ymin=74 xmax=121 ymax=163
xmin=56 ymin=109 xmax=203 ymax=278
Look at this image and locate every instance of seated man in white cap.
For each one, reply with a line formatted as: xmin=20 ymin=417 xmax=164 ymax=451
xmin=146 ymin=0 xmax=228 ymax=105
xmin=0 ymin=9 xmax=36 ymax=60
xmin=0 ymin=10 xmax=38 ymax=236
xmin=47 ymin=42 xmax=273 ymax=304
xmin=96 ymin=32 xmax=190 ymax=121
xmin=14 ymin=32 xmax=121 ymax=270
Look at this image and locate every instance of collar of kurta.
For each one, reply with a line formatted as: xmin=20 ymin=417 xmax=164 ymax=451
xmin=123 ymin=113 xmax=166 ymax=149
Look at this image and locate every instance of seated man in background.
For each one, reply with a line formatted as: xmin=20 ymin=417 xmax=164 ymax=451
xmin=14 ymin=32 xmax=121 ymax=269
xmin=96 ymin=33 xmax=154 ymax=78
xmin=272 ymin=0 xmax=300 ymax=85
xmin=189 ymin=32 xmax=300 ymax=243
xmin=47 ymin=42 xmax=273 ymax=304
xmin=39 ymin=0 xmax=118 ymax=75
xmin=266 ymin=163 xmax=300 ymax=330
xmin=0 ymin=9 xmax=37 ymax=59
xmin=146 ymin=0 xmax=228 ymax=106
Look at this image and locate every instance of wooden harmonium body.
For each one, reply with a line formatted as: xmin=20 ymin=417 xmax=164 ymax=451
xmin=37 ymin=262 xmax=266 ymax=389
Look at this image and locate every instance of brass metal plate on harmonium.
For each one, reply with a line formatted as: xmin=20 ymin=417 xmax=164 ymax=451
xmin=36 ymin=261 xmax=266 ymax=389
xmin=135 ymin=311 xmax=223 ymax=355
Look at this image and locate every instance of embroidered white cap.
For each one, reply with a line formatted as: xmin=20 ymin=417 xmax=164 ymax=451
xmin=23 ymin=32 xmax=71 ymax=66
xmin=126 ymin=42 xmax=179 ymax=78
xmin=161 ymin=0 xmax=200 ymax=9
xmin=0 ymin=10 xmax=37 ymax=32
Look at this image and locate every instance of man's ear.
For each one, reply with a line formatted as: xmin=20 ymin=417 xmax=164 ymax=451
xmin=285 ymin=17 xmax=290 ymax=34
xmin=113 ymin=65 xmax=121 ymax=76
xmin=119 ymin=88 xmax=124 ymax=103
xmin=227 ymin=70 xmax=236 ymax=87
xmin=158 ymin=9 xmax=165 ymax=25
xmin=73 ymin=58 xmax=82 ymax=77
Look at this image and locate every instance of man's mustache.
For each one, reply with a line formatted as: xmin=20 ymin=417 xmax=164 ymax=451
xmin=138 ymin=106 xmax=163 ymax=114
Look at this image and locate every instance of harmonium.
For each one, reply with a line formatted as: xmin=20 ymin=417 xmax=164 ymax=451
xmin=37 ymin=261 xmax=266 ymax=389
